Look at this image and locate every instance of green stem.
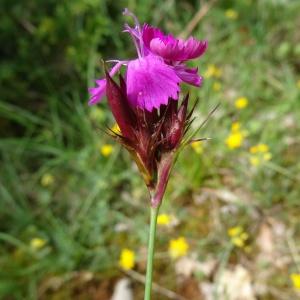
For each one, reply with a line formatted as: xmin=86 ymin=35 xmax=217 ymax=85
xmin=144 ymin=205 xmax=160 ymax=300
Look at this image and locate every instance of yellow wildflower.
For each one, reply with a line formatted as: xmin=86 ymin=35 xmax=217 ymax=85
xmin=250 ymin=143 xmax=269 ymax=154
xmin=169 ymin=237 xmax=189 ymax=259
xmin=191 ymin=141 xmax=203 ymax=154
xmin=225 ymin=9 xmax=239 ymax=20
xmin=228 ymin=227 xmax=248 ymax=248
xmin=111 ymin=123 xmax=121 ymax=134
xmin=226 ymin=122 xmax=246 ymax=149
xmin=30 ymin=238 xmax=46 ymax=250
xmin=231 ymin=237 xmax=245 ymax=247
xmin=291 ymin=273 xmax=300 ymax=289
xmin=204 ymin=64 xmax=222 ymax=78
xmin=213 ymin=81 xmax=222 ymax=92
xmin=226 ymin=131 xmax=244 ymax=149
xmin=249 ymin=143 xmax=271 ymax=166
xmin=235 ymin=97 xmax=248 ymax=109
xmin=249 ymin=145 xmax=258 ymax=154
xmin=257 ymin=144 xmax=269 ymax=153
xmin=119 ymin=248 xmax=135 ymax=270
xmin=41 ymin=174 xmax=54 ymax=187
xmin=228 ymin=226 xmax=243 ymax=237
xmin=100 ymin=144 xmax=114 ymax=157
xmin=157 ymin=214 xmax=171 ymax=226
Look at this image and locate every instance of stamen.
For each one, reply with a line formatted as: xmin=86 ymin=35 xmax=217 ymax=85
xmin=123 ymin=24 xmax=142 ymax=58
xmin=123 ymin=8 xmax=144 ymax=56
xmin=106 ymin=60 xmax=128 ymax=66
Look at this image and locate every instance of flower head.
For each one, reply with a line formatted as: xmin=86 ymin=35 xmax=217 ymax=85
xmin=119 ymin=248 xmax=135 ymax=270
xmin=100 ymin=144 xmax=114 ymax=157
xmin=225 ymin=122 xmax=246 ymax=149
xmin=191 ymin=141 xmax=203 ymax=154
xmin=226 ymin=132 xmax=243 ymax=149
xmin=30 ymin=238 xmax=47 ymax=250
xmin=225 ymin=9 xmax=239 ymax=20
xmin=291 ymin=273 xmax=300 ymax=290
xmin=204 ymin=64 xmax=222 ymax=78
xmin=169 ymin=237 xmax=189 ymax=259
xmin=157 ymin=213 xmax=172 ymax=226
xmin=88 ymin=9 xmax=207 ymax=112
xmin=249 ymin=143 xmax=272 ymax=166
xmin=228 ymin=226 xmax=249 ymax=248
xmin=111 ymin=123 xmax=121 ymax=134
xmin=142 ymin=24 xmax=207 ymax=62
xmin=88 ymin=9 xmax=209 ymax=208
xmin=235 ymin=97 xmax=248 ymax=109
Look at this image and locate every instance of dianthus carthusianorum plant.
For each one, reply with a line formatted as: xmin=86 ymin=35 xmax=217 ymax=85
xmin=88 ymin=9 xmax=207 ymax=300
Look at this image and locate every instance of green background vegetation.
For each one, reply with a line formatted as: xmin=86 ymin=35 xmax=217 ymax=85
xmin=1 ymin=0 xmax=299 ymax=299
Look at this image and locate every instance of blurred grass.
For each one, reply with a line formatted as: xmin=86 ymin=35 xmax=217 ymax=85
xmin=0 ymin=0 xmax=300 ymax=299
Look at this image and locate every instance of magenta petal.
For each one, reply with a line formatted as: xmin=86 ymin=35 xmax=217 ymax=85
xmin=183 ymin=38 xmax=207 ymax=60
xmin=150 ymin=37 xmax=207 ymax=61
xmin=143 ymin=24 xmax=207 ymax=61
xmin=126 ymin=55 xmax=181 ymax=111
xmin=142 ymin=24 xmax=165 ymax=49
xmin=88 ymin=62 xmax=123 ymax=105
xmin=174 ymin=65 xmax=203 ymax=87
xmin=88 ymin=79 xmax=106 ymax=105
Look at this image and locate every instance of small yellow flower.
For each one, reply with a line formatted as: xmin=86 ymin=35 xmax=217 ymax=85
xmin=111 ymin=123 xmax=121 ymax=134
xmin=225 ymin=9 xmax=239 ymax=20
xmin=100 ymin=144 xmax=114 ymax=157
xmin=228 ymin=226 xmax=243 ymax=237
xmin=225 ymin=131 xmax=244 ymax=149
xmin=226 ymin=122 xmax=247 ymax=149
xmin=249 ymin=144 xmax=271 ymax=166
xmin=249 ymin=145 xmax=258 ymax=154
xmin=30 ymin=238 xmax=46 ymax=250
xmin=231 ymin=237 xmax=246 ymax=247
xmin=204 ymin=64 xmax=222 ymax=78
xmin=213 ymin=81 xmax=221 ymax=92
xmin=235 ymin=97 xmax=248 ymax=109
xmin=257 ymin=143 xmax=269 ymax=153
xmin=228 ymin=227 xmax=248 ymax=248
xmin=291 ymin=273 xmax=300 ymax=289
xmin=297 ymin=80 xmax=300 ymax=89
xmin=157 ymin=214 xmax=171 ymax=226
xmin=169 ymin=237 xmax=189 ymax=259
xmin=41 ymin=174 xmax=54 ymax=187
xmin=119 ymin=248 xmax=135 ymax=270
xmin=191 ymin=141 xmax=203 ymax=154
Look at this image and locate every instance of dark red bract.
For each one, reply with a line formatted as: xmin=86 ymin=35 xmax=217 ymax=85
xmin=105 ymin=72 xmax=195 ymax=206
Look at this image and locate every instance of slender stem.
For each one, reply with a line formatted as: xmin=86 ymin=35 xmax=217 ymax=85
xmin=144 ymin=205 xmax=160 ymax=300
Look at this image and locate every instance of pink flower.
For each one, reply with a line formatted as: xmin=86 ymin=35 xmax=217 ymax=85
xmin=105 ymin=72 xmax=193 ymax=206
xmin=88 ymin=9 xmax=207 ymax=111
